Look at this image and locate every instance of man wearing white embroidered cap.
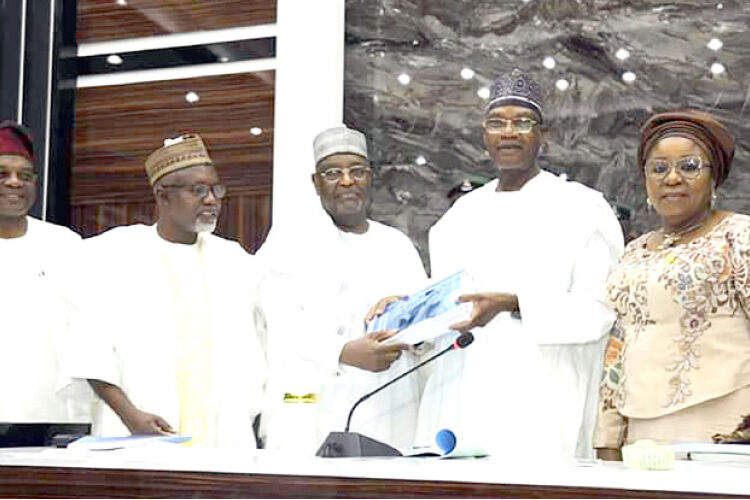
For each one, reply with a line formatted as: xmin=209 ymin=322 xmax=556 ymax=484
xmin=258 ymin=125 xmax=427 ymax=452
xmin=62 ymin=134 xmax=267 ymax=448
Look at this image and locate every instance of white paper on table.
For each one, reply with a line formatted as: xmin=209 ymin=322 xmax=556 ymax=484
xmin=671 ymin=442 xmax=750 ymax=462
xmin=402 ymin=429 xmax=487 ymax=459
xmin=67 ymin=435 xmax=191 ymax=451
xmin=367 ymin=271 xmax=475 ymax=346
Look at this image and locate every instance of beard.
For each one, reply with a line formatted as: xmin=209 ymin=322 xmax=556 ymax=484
xmin=194 ymin=220 xmax=217 ymax=233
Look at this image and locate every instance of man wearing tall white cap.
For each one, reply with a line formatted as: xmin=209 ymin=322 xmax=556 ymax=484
xmin=258 ymin=125 xmax=427 ymax=452
xmin=62 ymin=134 xmax=267 ymax=448
xmin=416 ymin=69 xmax=624 ymax=461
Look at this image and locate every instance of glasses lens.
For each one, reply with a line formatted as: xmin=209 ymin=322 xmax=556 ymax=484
xmin=678 ymin=157 xmax=703 ymax=177
xmin=321 ymin=169 xmax=341 ymax=182
xmin=349 ymin=166 xmax=369 ymax=180
xmin=213 ymin=184 xmax=227 ymax=198
xmin=515 ymin=119 xmax=534 ymax=133
xmin=646 ymin=161 xmax=669 ymax=177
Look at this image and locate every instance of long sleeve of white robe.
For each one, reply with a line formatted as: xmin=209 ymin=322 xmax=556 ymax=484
xmin=420 ymin=171 xmax=623 ymax=460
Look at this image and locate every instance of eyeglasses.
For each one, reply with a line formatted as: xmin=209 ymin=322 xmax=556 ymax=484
xmin=160 ymin=183 xmax=227 ymax=199
xmin=0 ymin=167 xmax=37 ymax=184
xmin=644 ymin=156 xmax=709 ymax=180
xmin=483 ymin=117 xmax=539 ymax=134
xmin=317 ymin=165 xmax=371 ymax=183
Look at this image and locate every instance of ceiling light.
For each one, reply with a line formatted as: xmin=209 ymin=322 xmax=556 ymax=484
xmin=460 ymin=67 xmax=475 ymax=80
xmin=185 ymin=91 xmax=200 ymax=104
xmin=707 ymin=38 xmax=723 ymax=51
xmin=555 ymin=79 xmax=570 ymax=91
xmin=116 ymin=0 xmax=127 ymax=5
xmin=106 ymin=54 xmax=123 ymax=65
xmin=710 ymin=62 xmax=726 ymax=75
xmin=477 ymin=87 xmax=490 ymax=99
xmin=542 ymin=56 xmax=556 ymax=69
xmin=397 ymin=73 xmax=411 ymax=85
xmin=250 ymin=127 xmax=263 ymax=136
xmin=615 ymin=48 xmax=630 ymax=61
xmin=622 ymin=71 xmax=636 ymax=83
xmin=416 ymin=155 xmax=427 ymax=166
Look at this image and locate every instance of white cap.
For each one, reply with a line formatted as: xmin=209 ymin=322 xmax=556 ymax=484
xmin=312 ymin=125 xmax=368 ymax=165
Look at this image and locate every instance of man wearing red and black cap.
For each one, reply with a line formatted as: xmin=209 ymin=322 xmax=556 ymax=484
xmin=0 ymin=120 xmax=89 ymax=424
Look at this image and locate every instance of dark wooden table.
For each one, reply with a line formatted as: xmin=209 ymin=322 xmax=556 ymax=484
xmin=0 ymin=464 xmax=747 ymax=498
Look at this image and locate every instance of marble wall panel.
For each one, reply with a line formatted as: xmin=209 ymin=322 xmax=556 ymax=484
xmin=345 ymin=0 xmax=750 ymax=265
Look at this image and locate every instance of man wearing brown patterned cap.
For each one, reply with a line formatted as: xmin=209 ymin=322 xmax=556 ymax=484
xmin=63 ymin=135 xmax=267 ymax=448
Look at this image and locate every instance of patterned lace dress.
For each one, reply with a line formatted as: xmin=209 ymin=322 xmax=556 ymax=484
xmin=594 ymin=213 xmax=750 ymax=447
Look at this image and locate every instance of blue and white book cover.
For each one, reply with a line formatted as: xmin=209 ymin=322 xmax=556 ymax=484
xmin=367 ymin=270 xmax=474 ymax=345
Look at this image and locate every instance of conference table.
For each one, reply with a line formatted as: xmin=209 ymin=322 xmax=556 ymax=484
xmin=0 ymin=446 xmax=748 ymax=498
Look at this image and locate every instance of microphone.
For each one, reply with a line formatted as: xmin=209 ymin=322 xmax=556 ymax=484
xmin=316 ymin=331 xmax=474 ymax=457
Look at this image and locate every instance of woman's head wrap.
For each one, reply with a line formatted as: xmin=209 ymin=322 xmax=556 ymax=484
xmin=638 ymin=110 xmax=734 ymax=188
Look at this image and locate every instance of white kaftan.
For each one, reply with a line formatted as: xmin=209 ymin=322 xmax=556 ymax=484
xmin=62 ymin=224 xmax=266 ymax=449
xmin=417 ymin=170 xmax=623 ymax=461
xmin=258 ymin=218 xmax=427 ymax=453
xmin=0 ymin=217 xmax=88 ymax=423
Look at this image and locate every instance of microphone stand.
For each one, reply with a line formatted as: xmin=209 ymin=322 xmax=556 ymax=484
xmin=345 ymin=337 xmax=464 ymax=432
xmin=317 ymin=332 xmax=474 ymax=457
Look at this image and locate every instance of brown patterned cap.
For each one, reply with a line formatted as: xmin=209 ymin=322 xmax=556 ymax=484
xmin=145 ymin=134 xmax=213 ymax=185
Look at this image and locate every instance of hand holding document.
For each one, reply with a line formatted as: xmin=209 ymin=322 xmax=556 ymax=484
xmin=366 ymin=271 xmax=475 ymax=346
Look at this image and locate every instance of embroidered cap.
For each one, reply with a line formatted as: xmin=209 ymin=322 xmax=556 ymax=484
xmin=487 ymin=69 xmax=544 ymax=122
xmin=0 ymin=120 xmax=34 ymax=161
xmin=145 ymin=134 xmax=213 ymax=185
xmin=313 ymin=126 xmax=368 ymax=165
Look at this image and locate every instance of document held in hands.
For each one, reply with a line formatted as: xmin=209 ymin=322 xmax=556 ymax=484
xmin=366 ymin=271 xmax=475 ymax=346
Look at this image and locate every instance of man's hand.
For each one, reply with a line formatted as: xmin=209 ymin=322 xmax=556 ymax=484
xmin=121 ymin=408 xmax=175 ymax=435
xmin=450 ymin=292 xmax=519 ymax=331
xmin=364 ymin=295 xmax=407 ymax=325
xmin=88 ymin=379 xmax=175 ymax=436
xmin=340 ymin=330 xmax=410 ymax=372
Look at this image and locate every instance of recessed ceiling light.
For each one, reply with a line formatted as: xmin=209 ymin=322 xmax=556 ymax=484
xmin=116 ymin=0 xmax=127 ymax=5
xmin=250 ymin=127 xmax=263 ymax=136
xmin=555 ymin=79 xmax=570 ymax=91
xmin=542 ymin=56 xmax=556 ymax=69
xmin=397 ymin=73 xmax=411 ymax=85
xmin=477 ymin=87 xmax=490 ymax=99
xmin=460 ymin=67 xmax=475 ymax=80
xmin=219 ymin=56 xmax=230 ymax=63
xmin=622 ymin=71 xmax=637 ymax=83
xmin=185 ymin=91 xmax=200 ymax=104
xmin=106 ymin=54 xmax=123 ymax=65
xmin=707 ymin=38 xmax=723 ymax=51
xmin=710 ymin=62 xmax=726 ymax=75
xmin=416 ymin=155 xmax=427 ymax=166
xmin=615 ymin=48 xmax=630 ymax=61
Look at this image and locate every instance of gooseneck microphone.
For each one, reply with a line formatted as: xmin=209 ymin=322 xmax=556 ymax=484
xmin=345 ymin=332 xmax=474 ymax=432
xmin=316 ymin=331 xmax=474 ymax=457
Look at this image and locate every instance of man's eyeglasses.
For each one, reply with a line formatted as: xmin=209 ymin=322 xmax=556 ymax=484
xmin=160 ymin=183 xmax=227 ymax=199
xmin=483 ymin=117 xmax=539 ymax=134
xmin=644 ymin=156 xmax=709 ymax=180
xmin=317 ymin=165 xmax=371 ymax=183
xmin=0 ymin=167 xmax=37 ymax=184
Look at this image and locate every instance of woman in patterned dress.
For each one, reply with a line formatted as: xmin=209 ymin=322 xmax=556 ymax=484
xmin=594 ymin=110 xmax=750 ymax=460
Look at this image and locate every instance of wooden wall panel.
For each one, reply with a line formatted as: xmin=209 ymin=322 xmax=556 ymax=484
xmin=72 ymin=71 xmax=274 ymax=253
xmin=77 ymin=0 xmax=277 ymax=43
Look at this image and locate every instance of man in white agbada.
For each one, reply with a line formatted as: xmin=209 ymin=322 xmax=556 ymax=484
xmin=63 ymin=134 xmax=266 ymax=448
xmin=258 ymin=126 xmax=426 ymax=452
xmin=416 ymin=70 xmax=624 ymax=461
xmin=0 ymin=121 xmax=87 ymax=424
